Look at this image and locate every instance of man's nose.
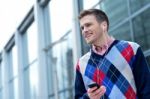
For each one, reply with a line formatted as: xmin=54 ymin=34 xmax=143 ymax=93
xmin=83 ymin=27 xmax=88 ymax=33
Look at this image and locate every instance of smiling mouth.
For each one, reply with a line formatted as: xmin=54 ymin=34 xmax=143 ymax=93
xmin=84 ymin=33 xmax=92 ymax=38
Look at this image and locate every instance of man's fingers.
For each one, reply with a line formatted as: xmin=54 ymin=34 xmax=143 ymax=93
xmin=94 ymin=85 xmax=106 ymax=96
xmin=88 ymin=86 xmax=98 ymax=93
xmin=87 ymin=86 xmax=98 ymax=97
xmin=88 ymin=85 xmax=106 ymax=98
xmin=99 ymin=85 xmax=106 ymax=96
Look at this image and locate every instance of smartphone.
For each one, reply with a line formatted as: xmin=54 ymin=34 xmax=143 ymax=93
xmin=88 ymin=83 xmax=100 ymax=89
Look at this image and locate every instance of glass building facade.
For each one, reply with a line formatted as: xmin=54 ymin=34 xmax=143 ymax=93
xmin=0 ymin=0 xmax=150 ymax=99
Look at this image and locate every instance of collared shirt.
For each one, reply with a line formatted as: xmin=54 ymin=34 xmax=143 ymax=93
xmin=92 ymin=37 xmax=115 ymax=55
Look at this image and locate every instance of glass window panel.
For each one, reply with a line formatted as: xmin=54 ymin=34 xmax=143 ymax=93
xmin=49 ymin=0 xmax=73 ymax=42
xmin=51 ymin=33 xmax=73 ymax=98
xmin=146 ymin=55 xmax=150 ymax=67
xmin=48 ymin=94 xmax=55 ymax=99
xmin=1 ymin=61 xmax=4 ymax=90
xmin=7 ymin=47 xmax=19 ymax=99
xmin=110 ymin=22 xmax=132 ymax=41
xmin=83 ymin=0 xmax=100 ymax=9
xmin=0 ymin=62 xmax=2 ymax=99
xmin=9 ymin=82 xmax=14 ymax=99
xmin=100 ymin=0 xmax=128 ymax=29
xmin=14 ymin=78 xmax=19 ymax=99
xmin=0 ymin=91 xmax=2 ymax=99
xmin=12 ymin=46 xmax=18 ymax=77
xmin=66 ymin=90 xmax=72 ymax=99
xmin=29 ymin=61 xmax=38 ymax=99
xmin=22 ymin=67 xmax=30 ymax=99
xmin=132 ymin=8 xmax=150 ymax=51
xmin=59 ymin=92 xmax=65 ymax=99
xmin=0 ymin=63 xmax=2 ymax=88
xmin=130 ymin=0 xmax=150 ymax=13
xmin=27 ymin=22 xmax=38 ymax=63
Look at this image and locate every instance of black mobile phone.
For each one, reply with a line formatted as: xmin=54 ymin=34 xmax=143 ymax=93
xmin=88 ymin=83 xmax=100 ymax=89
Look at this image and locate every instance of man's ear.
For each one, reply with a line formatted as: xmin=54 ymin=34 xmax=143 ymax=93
xmin=101 ymin=21 xmax=107 ymax=31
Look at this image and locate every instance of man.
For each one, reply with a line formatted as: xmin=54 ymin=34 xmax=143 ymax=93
xmin=75 ymin=9 xmax=150 ymax=99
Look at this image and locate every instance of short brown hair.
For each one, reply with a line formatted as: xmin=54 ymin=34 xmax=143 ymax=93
xmin=78 ymin=9 xmax=109 ymax=30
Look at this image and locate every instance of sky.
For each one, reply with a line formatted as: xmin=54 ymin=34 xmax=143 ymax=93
xmin=0 ymin=0 xmax=33 ymax=52
xmin=0 ymin=0 xmax=99 ymax=52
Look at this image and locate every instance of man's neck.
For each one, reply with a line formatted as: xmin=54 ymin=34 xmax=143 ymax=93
xmin=93 ymin=33 xmax=111 ymax=47
xmin=92 ymin=35 xmax=115 ymax=55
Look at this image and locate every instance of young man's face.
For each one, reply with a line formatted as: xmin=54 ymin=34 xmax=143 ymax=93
xmin=80 ymin=15 xmax=104 ymax=45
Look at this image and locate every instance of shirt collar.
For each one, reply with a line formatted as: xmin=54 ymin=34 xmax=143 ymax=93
xmin=92 ymin=36 xmax=115 ymax=55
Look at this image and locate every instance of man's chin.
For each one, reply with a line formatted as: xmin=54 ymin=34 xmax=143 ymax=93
xmin=86 ymin=40 xmax=93 ymax=44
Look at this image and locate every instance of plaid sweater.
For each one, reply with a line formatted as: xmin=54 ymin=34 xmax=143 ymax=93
xmin=75 ymin=40 xmax=150 ymax=99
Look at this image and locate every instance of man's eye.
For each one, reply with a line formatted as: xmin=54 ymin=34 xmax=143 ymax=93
xmin=81 ymin=26 xmax=84 ymax=30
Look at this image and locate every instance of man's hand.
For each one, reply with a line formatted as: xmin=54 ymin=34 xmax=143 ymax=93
xmin=87 ymin=85 xmax=106 ymax=99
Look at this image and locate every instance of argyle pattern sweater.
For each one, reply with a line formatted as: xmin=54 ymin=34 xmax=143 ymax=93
xmin=75 ymin=40 xmax=150 ymax=99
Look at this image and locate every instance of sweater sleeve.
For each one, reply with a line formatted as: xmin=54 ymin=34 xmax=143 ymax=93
xmin=75 ymin=62 xmax=89 ymax=99
xmin=133 ymin=47 xmax=150 ymax=99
